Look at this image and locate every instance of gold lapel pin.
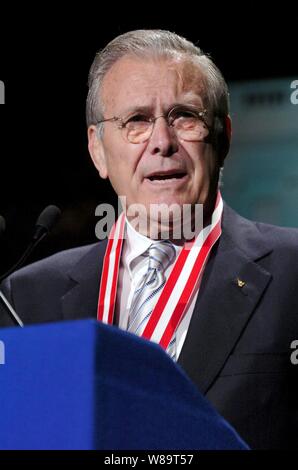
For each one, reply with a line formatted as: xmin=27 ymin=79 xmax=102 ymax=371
xmin=237 ymin=278 xmax=246 ymax=288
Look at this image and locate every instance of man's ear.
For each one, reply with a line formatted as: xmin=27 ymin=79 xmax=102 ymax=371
xmin=225 ymin=115 xmax=232 ymax=145
xmin=217 ymin=114 xmax=232 ymax=167
xmin=87 ymin=125 xmax=108 ymax=179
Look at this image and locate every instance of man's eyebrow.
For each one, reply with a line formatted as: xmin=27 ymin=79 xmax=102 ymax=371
xmin=175 ymin=97 xmax=204 ymax=107
xmin=120 ymin=105 xmax=153 ymax=116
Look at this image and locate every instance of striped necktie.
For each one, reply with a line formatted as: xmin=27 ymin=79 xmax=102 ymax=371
xmin=127 ymin=240 xmax=177 ymax=359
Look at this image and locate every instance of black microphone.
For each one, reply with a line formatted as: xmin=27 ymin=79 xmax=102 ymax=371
xmin=0 ymin=205 xmax=61 ymax=283
xmin=0 ymin=205 xmax=61 ymax=327
xmin=0 ymin=215 xmax=5 ymax=238
xmin=32 ymin=205 xmax=62 ymax=242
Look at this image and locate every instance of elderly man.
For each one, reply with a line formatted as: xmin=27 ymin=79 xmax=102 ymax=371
xmin=1 ymin=30 xmax=298 ymax=449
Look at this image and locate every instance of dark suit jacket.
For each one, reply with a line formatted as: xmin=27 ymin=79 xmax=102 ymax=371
xmin=1 ymin=204 xmax=298 ymax=449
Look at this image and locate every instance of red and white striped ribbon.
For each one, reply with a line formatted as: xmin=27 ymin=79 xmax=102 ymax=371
xmin=97 ymin=192 xmax=223 ymax=350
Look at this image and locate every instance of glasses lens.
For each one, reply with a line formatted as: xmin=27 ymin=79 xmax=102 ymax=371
xmin=126 ymin=121 xmax=152 ymax=143
xmin=171 ymin=109 xmax=209 ymax=142
xmin=177 ymin=120 xmax=209 ymax=142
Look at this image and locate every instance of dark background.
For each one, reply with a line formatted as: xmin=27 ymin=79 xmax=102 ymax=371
xmin=0 ymin=6 xmax=297 ymax=273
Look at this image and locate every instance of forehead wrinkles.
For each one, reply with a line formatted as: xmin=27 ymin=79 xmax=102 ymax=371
xmin=101 ymin=56 xmax=207 ymax=113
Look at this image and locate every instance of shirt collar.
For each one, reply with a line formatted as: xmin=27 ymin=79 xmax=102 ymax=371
xmin=124 ymin=217 xmax=153 ymax=279
xmin=124 ymin=217 xmax=181 ymax=279
xmin=121 ymin=191 xmax=222 ymax=279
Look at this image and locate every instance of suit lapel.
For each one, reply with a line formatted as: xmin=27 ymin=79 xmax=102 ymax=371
xmin=178 ymin=205 xmax=273 ymax=394
xmin=61 ymin=240 xmax=108 ymax=321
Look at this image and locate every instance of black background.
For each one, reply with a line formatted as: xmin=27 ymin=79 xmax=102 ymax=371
xmin=0 ymin=6 xmax=297 ymax=273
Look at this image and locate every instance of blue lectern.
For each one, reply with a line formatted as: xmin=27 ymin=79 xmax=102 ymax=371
xmin=0 ymin=319 xmax=248 ymax=450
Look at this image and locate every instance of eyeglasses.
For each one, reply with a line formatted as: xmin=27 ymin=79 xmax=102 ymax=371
xmin=96 ymin=106 xmax=210 ymax=144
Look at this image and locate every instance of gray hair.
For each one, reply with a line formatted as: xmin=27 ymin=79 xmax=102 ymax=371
xmin=86 ymin=29 xmax=229 ymax=129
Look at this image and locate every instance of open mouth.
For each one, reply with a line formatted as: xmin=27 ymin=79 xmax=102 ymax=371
xmin=148 ymin=173 xmax=186 ymax=181
xmin=146 ymin=172 xmax=187 ymax=182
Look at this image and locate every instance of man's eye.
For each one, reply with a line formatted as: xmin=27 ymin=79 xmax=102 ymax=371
xmin=172 ymin=109 xmax=197 ymax=119
xmin=126 ymin=114 xmax=149 ymax=124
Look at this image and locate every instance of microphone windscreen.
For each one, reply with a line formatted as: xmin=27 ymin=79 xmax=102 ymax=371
xmin=35 ymin=205 xmax=61 ymax=233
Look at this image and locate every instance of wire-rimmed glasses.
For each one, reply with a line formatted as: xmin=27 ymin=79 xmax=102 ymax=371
xmin=96 ymin=106 xmax=210 ymax=144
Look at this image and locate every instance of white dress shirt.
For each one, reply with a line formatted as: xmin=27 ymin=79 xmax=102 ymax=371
xmin=115 ymin=217 xmax=209 ymax=359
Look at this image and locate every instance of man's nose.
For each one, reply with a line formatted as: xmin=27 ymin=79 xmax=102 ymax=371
xmin=147 ymin=116 xmax=179 ymax=157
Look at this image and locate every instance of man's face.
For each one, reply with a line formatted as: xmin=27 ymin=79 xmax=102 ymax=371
xmin=88 ymin=55 xmax=219 ymax=220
